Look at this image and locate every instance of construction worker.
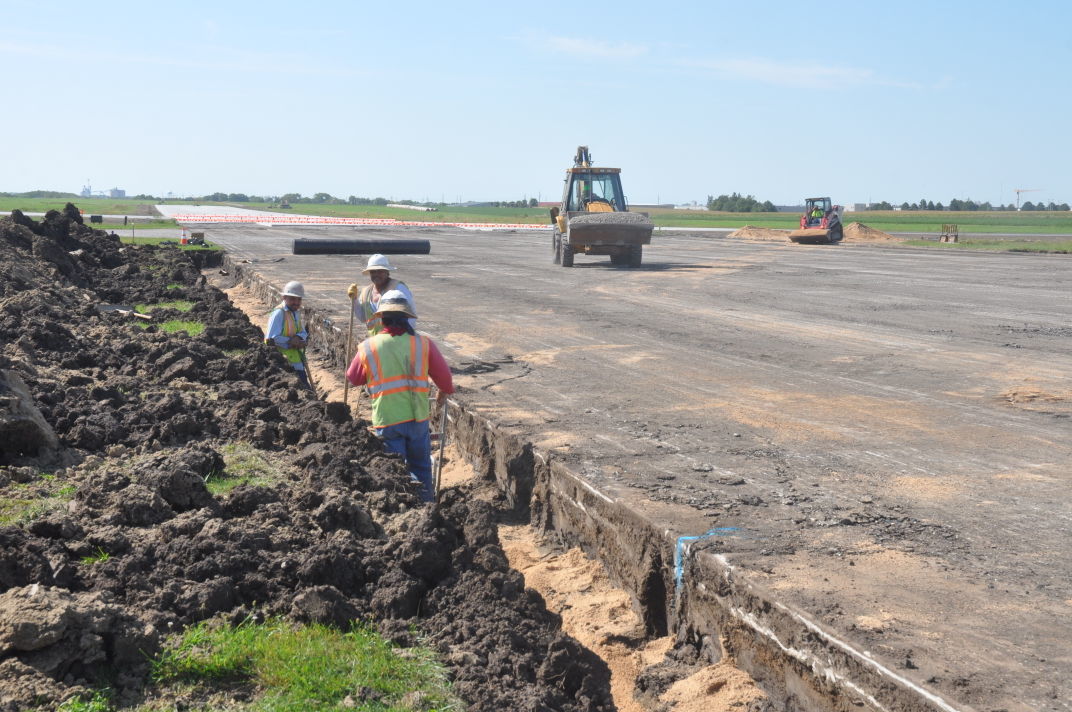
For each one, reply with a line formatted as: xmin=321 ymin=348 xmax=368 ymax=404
xmin=346 ymin=254 xmax=416 ymax=337
xmin=810 ymin=205 xmax=824 ymax=220
xmin=346 ymin=292 xmax=453 ymax=503
xmin=264 ymin=281 xmax=310 ymax=388
xmin=579 ymin=182 xmax=592 ymax=209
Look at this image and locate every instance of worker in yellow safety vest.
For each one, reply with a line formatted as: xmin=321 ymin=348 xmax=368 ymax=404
xmin=264 ymin=281 xmax=310 ymax=389
xmin=346 ymin=292 xmax=453 ymax=502
xmin=346 ymin=254 xmax=416 ymax=337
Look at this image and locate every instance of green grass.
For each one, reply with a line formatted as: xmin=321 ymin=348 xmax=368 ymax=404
xmin=137 ymin=320 xmax=205 ymax=337
xmin=100 ymin=219 xmax=178 ymax=230
xmin=250 ymin=203 xmax=1072 ymax=235
xmin=55 ymin=692 xmax=113 ymax=712
xmin=903 ymin=239 xmax=1072 ymax=253
xmin=0 ymin=476 xmax=77 ymax=525
xmin=0 ymin=197 xmax=159 ymax=216
xmin=240 ymin=200 xmax=551 ymax=225
xmin=836 ymin=210 xmax=1072 ymax=235
xmin=9 ymin=196 xmax=1068 ymax=235
xmin=135 ymin=300 xmax=195 ymax=313
xmin=80 ymin=547 xmax=111 ymax=565
xmin=209 ymin=443 xmax=286 ymax=495
xmin=149 ymin=617 xmax=462 ymax=711
xmin=120 ymin=236 xmax=218 ymax=251
xmin=645 ymin=208 xmax=1072 ymax=234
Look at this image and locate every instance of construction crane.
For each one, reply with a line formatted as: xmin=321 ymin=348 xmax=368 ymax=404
xmin=1014 ymin=188 xmax=1041 ymax=211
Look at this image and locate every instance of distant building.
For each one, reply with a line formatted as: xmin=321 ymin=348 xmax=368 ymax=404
xmin=109 ymin=188 xmax=126 ymax=198
xmin=81 ymin=184 xmax=92 ymax=197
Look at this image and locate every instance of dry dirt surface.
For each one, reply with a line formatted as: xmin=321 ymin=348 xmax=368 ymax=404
xmin=0 ymin=206 xmax=616 ymax=711
xmin=727 ymin=222 xmax=898 ymax=243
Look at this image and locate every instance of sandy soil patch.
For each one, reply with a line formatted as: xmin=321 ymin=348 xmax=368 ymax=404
xmin=727 ymin=226 xmax=790 ymax=241
xmin=727 ymin=222 xmax=900 ymax=243
xmin=843 ymin=222 xmax=899 ymax=242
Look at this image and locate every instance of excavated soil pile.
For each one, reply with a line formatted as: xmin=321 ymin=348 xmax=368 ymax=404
xmin=0 ymin=206 xmax=613 ymax=711
xmin=726 ymin=225 xmax=790 ymax=241
xmin=842 ymin=222 xmax=898 ymax=242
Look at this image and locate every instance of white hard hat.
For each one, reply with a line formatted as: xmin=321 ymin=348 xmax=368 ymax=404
xmin=374 ymin=290 xmax=416 ymax=318
xmin=361 ymin=254 xmax=396 ymax=273
xmin=281 ymin=281 xmax=305 ymax=298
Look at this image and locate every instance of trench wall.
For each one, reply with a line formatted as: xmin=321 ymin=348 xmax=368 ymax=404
xmin=445 ymin=406 xmax=970 ymax=712
xmin=220 ymin=254 xmax=966 ymax=712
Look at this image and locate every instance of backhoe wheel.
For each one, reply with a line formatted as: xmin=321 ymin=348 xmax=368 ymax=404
xmin=552 ymin=233 xmax=561 ymax=264
xmin=628 ymin=244 xmax=643 ymax=267
xmin=560 ymin=237 xmax=574 ymax=267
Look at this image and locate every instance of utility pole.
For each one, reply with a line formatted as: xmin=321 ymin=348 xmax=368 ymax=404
xmin=1014 ymin=188 xmax=1041 ymax=211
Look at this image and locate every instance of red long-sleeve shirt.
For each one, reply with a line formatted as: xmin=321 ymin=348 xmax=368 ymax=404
xmin=346 ymin=326 xmax=454 ymax=394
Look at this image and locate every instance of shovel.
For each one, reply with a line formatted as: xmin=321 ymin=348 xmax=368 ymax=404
xmin=343 ymin=294 xmax=356 ymax=405
xmin=298 ymin=348 xmax=318 ymax=398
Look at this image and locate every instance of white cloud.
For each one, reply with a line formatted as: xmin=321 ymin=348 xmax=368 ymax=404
xmin=0 ymin=39 xmax=361 ymax=77
xmin=543 ymin=36 xmax=648 ymax=59
xmin=688 ymin=57 xmax=874 ymax=89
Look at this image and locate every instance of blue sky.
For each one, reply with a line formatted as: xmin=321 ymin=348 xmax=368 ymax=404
xmin=2 ymin=0 xmax=1069 ymax=206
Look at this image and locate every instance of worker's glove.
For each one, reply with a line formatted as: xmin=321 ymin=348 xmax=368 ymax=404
xmin=347 ymin=283 xmax=359 ymax=300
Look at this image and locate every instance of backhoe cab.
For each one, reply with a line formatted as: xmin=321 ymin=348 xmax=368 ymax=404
xmin=550 ymin=146 xmax=654 ymax=267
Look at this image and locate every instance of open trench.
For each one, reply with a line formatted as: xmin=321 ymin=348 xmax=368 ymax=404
xmin=220 ymin=252 xmax=956 ymax=712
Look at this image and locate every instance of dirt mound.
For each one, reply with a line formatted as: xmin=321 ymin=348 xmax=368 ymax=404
xmin=0 ymin=206 xmax=614 ymax=711
xmin=727 ymin=225 xmax=791 ymax=241
xmin=843 ymin=222 xmax=899 ymax=241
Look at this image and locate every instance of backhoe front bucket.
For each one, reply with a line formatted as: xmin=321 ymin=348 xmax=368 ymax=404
xmin=566 ymin=212 xmax=654 ymax=247
xmin=788 ymin=228 xmax=833 ymax=244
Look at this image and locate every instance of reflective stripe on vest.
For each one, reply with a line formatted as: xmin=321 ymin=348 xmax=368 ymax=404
xmin=359 ymin=333 xmax=431 ymax=427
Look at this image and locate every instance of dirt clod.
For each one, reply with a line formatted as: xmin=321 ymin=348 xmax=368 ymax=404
xmin=0 ymin=207 xmax=614 ymax=711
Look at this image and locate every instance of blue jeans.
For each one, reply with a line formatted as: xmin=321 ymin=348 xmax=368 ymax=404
xmin=375 ymin=419 xmax=434 ymax=502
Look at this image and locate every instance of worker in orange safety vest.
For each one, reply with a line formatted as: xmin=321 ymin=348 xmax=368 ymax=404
xmin=346 ymin=292 xmax=452 ymax=502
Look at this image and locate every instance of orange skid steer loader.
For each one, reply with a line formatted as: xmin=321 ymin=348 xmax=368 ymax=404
xmin=788 ymin=197 xmax=843 ymax=244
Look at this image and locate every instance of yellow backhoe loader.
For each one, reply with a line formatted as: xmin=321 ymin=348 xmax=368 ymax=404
xmin=550 ymin=146 xmax=654 ymax=267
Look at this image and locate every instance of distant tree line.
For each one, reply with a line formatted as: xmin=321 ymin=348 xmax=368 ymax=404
xmin=869 ymin=198 xmax=1071 ymax=211
xmin=706 ymin=193 xmax=777 ymax=212
xmin=488 ymin=199 xmax=538 ymax=208
xmin=1019 ymin=201 xmax=1070 ymax=211
xmin=0 ymin=190 xmax=79 ymax=198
